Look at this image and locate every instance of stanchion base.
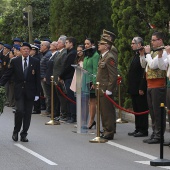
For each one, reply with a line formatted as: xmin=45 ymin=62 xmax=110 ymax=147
xmin=45 ymin=120 xmax=60 ymax=125
xmin=89 ymin=137 xmax=108 ymax=143
xmin=150 ymin=159 xmax=170 ymax=166
xmin=116 ymin=118 xmax=128 ymax=123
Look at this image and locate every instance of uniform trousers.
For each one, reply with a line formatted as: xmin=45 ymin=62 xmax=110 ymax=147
xmin=14 ymin=92 xmax=34 ymax=137
xmin=99 ymin=94 xmax=116 ymax=137
xmin=147 ymin=87 xmax=166 ymax=139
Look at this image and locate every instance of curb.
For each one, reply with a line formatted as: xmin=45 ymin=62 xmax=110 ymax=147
xmin=119 ymin=111 xmax=170 ymax=132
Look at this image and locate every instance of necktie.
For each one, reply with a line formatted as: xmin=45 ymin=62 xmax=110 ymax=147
xmin=24 ymin=58 xmax=27 ymax=70
xmin=24 ymin=58 xmax=28 ymax=79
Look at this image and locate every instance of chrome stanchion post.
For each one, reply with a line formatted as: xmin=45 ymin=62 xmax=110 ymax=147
xmin=89 ymin=82 xmax=108 ymax=143
xmin=116 ymin=75 xmax=128 ymax=123
xmin=45 ymin=76 xmax=60 ymax=125
xmin=150 ymin=103 xmax=170 ymax=166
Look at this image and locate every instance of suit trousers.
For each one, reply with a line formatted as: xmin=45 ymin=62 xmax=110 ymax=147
xmin=147 ymin=87 xmax=166 ymax=139
xmin=99 ymin=94 xmax=116 ymax=137
xmin=131 ymin=94 xmax=148 ymax=133
xmin=64 ymin=78 xmax=76 ymax=120
xmin=41 ymin=81 xmax=51 ymax=113
xmin=55 ymin=85 xmax=67 ymax=116
xmin=14 ymin=92 xmax=34 ymax=137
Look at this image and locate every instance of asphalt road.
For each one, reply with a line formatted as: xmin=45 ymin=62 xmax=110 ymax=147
xmin=1 ymin=106 xmax=170 ymax=170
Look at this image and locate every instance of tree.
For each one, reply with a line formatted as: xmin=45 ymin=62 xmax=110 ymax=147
xmin=50 ymin=0 xmax=113 ymax=44
xmin=0 ymin=0 xmax=51 ymax=43
xmin=111 ymin=0 xmax=170 ymax=108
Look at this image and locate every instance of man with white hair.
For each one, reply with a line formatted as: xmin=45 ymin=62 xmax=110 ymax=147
xmin=40 ymin=41 xmax=52 ymax=116
xmin=53 ymin=35 xmax=68 ymax=121
xmin=128 ymin=37 xmax=148 ymax=137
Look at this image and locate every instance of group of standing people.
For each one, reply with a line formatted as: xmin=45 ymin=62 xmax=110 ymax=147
xmin=1 ymin=30 xmax=170 ymax=144
xmin=0 ymin=29 xmax=118 ymax=141
xmin=128 ymin=32 xmax=170 ymax=145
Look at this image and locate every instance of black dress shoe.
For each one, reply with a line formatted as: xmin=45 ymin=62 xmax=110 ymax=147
xmin=163 ymin=141 xmax=170 ymax=146
xmin=128 ymin=130 xmax=138 ymax=136
xmin=20 ymin=137 xmax=29 ymax=142
xmin=12 ymin=133 xmax=18 ymax=142
xmin=133 ymin=132 xmax=148 ymax=137
xmin=32 ymin=110 xmax=41 ymax=114
xmin=100 ymin=135 xmax=113 ymax=140
xmin=147 ymin=138 xmax=160 ymax=144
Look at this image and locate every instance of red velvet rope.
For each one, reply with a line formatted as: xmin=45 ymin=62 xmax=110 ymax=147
xmin=104 ymin=93 xmax=149 ymax=115
xmin=55 ymin=85 xmax=76 ymax=104
xmin=55 ymin=83 xmax=149 ymax=115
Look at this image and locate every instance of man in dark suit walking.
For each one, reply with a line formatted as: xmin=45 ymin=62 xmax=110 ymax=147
xmin=128 ymin=37 xmax=148 ymax=137
xmin=0 ymin=42 xmax=40 ymax=142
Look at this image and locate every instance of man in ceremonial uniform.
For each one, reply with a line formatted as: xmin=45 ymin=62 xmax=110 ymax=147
xmin=0 ymin=42 xmax=40 ymax=142
xmin=96 ymin=30 xmax=118 ymax=140
xmin=139 ymin=32 xmax=167 ymax=144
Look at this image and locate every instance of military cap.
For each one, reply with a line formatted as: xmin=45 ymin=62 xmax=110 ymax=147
xmin=98 ymin=37 xmax=113 ymax=45
xmin=102 ymin=29 xmax=116 ymax=41
xmin=13 ymin=44 xmax=20 ymax=51
xmin=30 ymin=44 xmax=39 ymax=50
xmin=34 ymin=39 xmax=41 ymax=44
xmin=21 ymin=42 xmax=32 ymax=49
xmin=13 ymin=38 xmax=21 ymax=42
xmin=4 ymin=44 xmax=12 ymax=50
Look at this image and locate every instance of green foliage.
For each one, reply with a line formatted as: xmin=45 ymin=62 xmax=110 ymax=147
xmin=0 ymin=0 xmax=50 ymax=43
xmin=0 ymin=86 xmax=6 ymax=114
xmin=112 ymin=0 xmax=170 ymax=108
xmin=50 ymin=0 xmax=113 ymax=44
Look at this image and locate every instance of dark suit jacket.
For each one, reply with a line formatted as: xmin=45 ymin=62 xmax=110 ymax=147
xmin=0 ymin=53 xmax=10 ymax=78
xmin=0 ymin=56 xmax=41 ymax=100
xmin=128 ymin=52 xmax=147 ymax=95
xmin=59 ymin=48 xmax=77 ymax=80
xmin=45 ymin=51 xmax=59 ymax=85
xmin=53 ymin=49 xmax=67 ymax=83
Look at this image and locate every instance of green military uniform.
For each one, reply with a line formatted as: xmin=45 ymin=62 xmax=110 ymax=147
xmin=96 ymin=51 xmax=118 ymax=139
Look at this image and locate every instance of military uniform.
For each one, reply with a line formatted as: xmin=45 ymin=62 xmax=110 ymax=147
xmin=96 ymin=50 xmax=118 ymax=139
xmin=96 ymin=30 xmax=118 ymax=139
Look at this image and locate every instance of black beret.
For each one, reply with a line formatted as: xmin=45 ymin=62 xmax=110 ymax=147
xmin=13 ymin=38 xmax=21 ymax=42
xmin=4 ymin=44 xmax=12 ymax=50
xmin=34 ymin=39 xmax=41 ymax=44
xmin=21 ymin=42 xmax=32 ymax=49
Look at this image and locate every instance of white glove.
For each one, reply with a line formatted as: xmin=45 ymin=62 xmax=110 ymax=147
xmin=34 ymin=96 xmax=39 ymax=101
xmin=106 ymin=90 xmax=112 ymax=95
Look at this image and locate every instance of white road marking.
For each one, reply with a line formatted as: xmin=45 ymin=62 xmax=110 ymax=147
xmin=107 ymin=141 xmax=170 ymax=169
xmin=136 ymin=161 xmax=170 ymax=169
xmin=107 ymin=141 xmax=157 ymax=159
xmin=14 ymin=143 xmax=57 ymax=165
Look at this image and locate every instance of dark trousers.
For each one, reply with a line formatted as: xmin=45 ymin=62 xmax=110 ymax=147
xmin=14 ymin=93 xmax=34 ymax=137
xmin=131 ymin=94 xmax=148 ymax=133
xmin=147 ymin=87 xmax=166 ymax=139
xmin=64 ymin=79 xmax=76 ymax=120
xmin=41 ymin=81 xmax=51 ymax=113
xmin=54 ymin=84 xmax=68 ymax=116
